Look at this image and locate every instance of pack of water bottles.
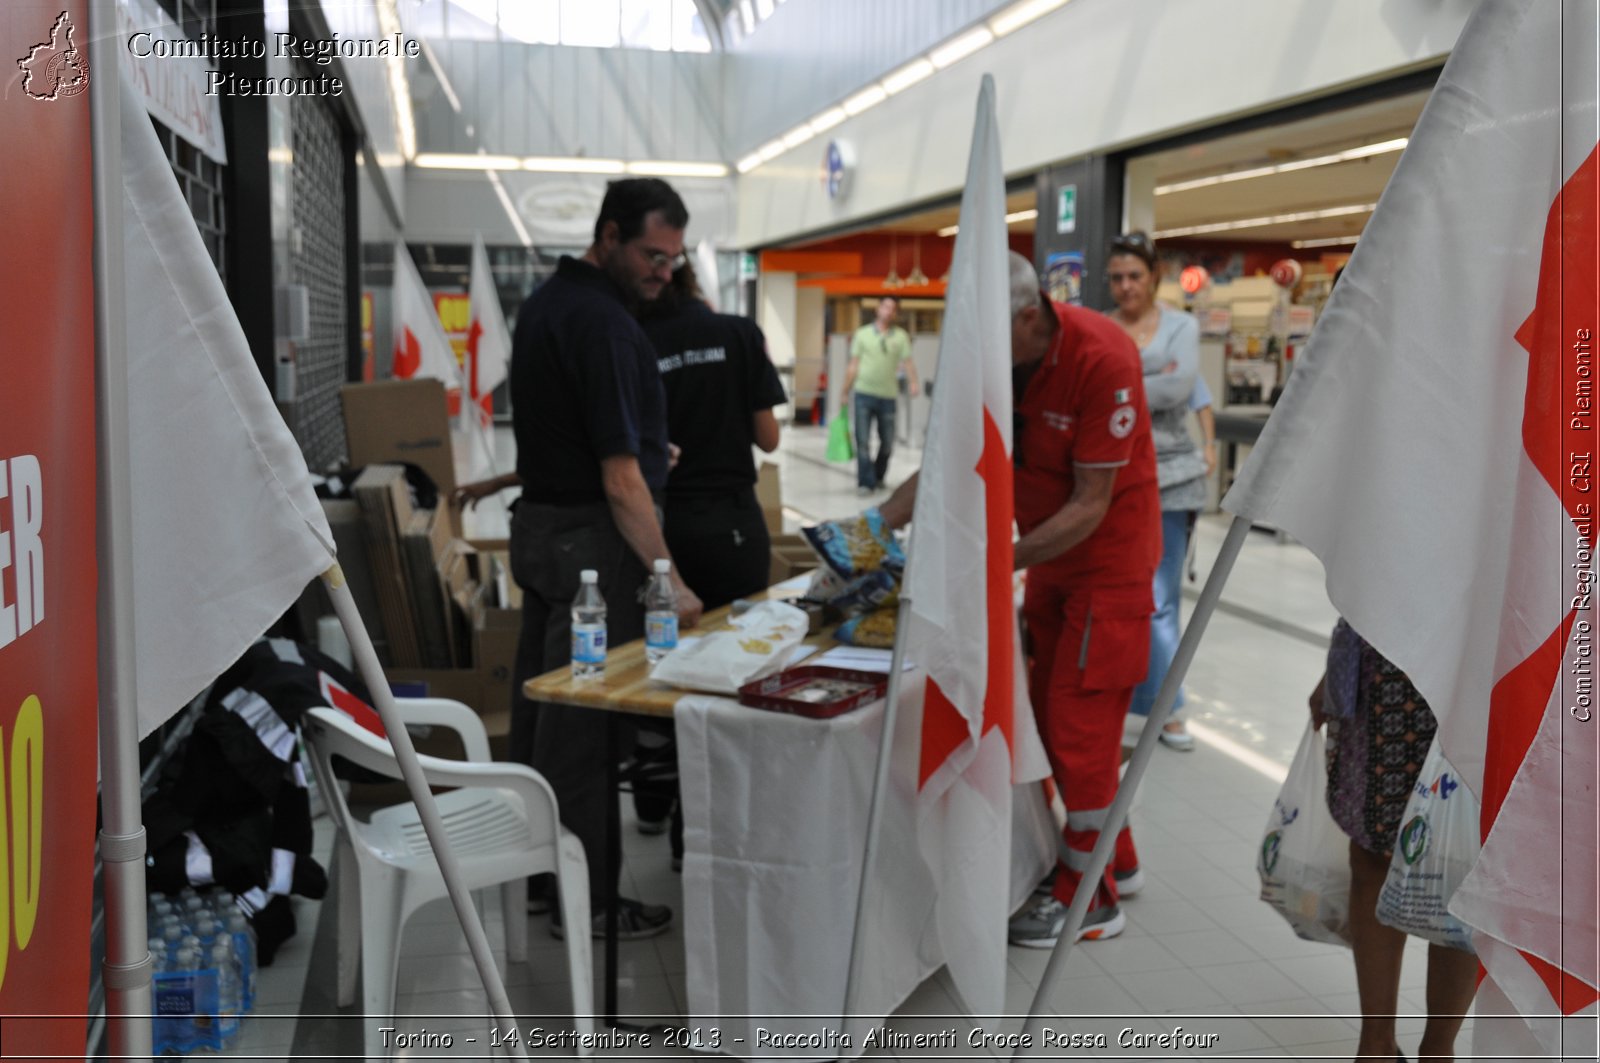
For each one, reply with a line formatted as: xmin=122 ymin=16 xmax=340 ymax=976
xmin=147 ymin=888 xmax=258 ymax=1056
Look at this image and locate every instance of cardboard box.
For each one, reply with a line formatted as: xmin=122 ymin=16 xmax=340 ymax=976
xmin=756 ymin=462 xmax=783 ymax=535
xmin=769 ymin=532 xmax=819 ymax=585
xmin=342 ymin=380 xmax=461 ymax=533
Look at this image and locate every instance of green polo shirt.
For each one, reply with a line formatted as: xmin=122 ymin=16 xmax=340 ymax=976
xmin=849 ymin=323 xmax=911 ymax=399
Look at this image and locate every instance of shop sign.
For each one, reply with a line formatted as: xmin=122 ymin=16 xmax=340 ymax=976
xmin=823 ymin=139 xmax=855 ymax=201
xmin=1056 ymin=184 xmax=1077 ymax=234
xmin=433 ymin=291 xmax=471 ymax=371
xmin=118 ymin=0 xmax=229 ymax=164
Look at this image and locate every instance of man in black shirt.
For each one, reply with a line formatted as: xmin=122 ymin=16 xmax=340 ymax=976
xmin=461 ymin=178 xmax=703 ymax=939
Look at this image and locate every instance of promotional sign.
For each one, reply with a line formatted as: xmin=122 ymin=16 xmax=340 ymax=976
xmin=1043 ymin=250 xmax=1083 ymax=306
xmin=432 ymin=291 xmax=471 ymax=372
xmin=0 ymin=1 xmax=101 ymax=1053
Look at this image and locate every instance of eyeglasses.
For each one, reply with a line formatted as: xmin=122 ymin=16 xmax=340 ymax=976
xmin=1113 ymin=231 xmax=1152 ymax=251
xmin=642 ymin=249 xmax=687 ymax=272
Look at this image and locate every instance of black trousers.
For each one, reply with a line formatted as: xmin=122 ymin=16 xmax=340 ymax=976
xmin=509 ymin=499 xmax=651 ymax=904
xmin=631 ymin=488 xmax=774 ymax=832
xmin=664 ymin=487 xmax=773 ymax=610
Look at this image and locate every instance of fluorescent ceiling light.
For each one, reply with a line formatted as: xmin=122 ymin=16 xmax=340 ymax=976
xmin=880 ymin=58 xmax=934 ymax=95
xmin=808 ymin=107 xmax=847 ymax=135
xmin=1156 ymin=137 xmax=1408 ymax=195
xmin=735 ymin=153 xmax=764 ymax=174
xmin=523 ymin=156 xmax=626 ymax=174
xmin=939 ymin=208 xmax=1038 ymax=237
xmin=842 ymin=85 xmax=887 ymax=115
xmin=990 ymin=0 xmax=1069 ymax=37
xmin=1153 ymin=202 xmax=1377 ymax=239
xmin=413 ymin=153 xmax=521 ymax=170
xmin=756 ymin=139 xmax=786 ymax=162
xmin=929 ymin=26 xmax=993 ymax=68
xmin=485 ymin=169 xmax=533 ymax=248
xmin=755 ymin=0 xmax=774 ymax=17
xmin=738 ymin=0 xmax=755 ymax=34
xmin=626 ymin=160 xmax=729 ymax=178
xmin=781 ymin=123 xmax=813 ymax=150
xmin=1292 ymin=235 xmax=1362 ymax=249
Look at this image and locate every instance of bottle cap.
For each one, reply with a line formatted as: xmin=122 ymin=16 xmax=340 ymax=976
xmin=580 ymin=569 xmax=598 ymax=583
xmin=653 ymin=558 xmax=671 ymax=574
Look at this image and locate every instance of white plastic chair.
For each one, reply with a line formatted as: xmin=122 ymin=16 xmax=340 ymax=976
xmin=301 ymin=700 xmax=593 ymax=1059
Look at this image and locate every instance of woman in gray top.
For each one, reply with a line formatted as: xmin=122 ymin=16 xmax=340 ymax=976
xmin=1105 ymin=232 xmax=1207 ymax=750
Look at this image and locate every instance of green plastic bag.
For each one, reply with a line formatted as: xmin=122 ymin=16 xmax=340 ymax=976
xmin=826 ymin=405 xmax=855 ymax=462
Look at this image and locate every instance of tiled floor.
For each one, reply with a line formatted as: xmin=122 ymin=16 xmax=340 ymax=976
xmin=233 ymin=423 xmax=1462 ymax=1060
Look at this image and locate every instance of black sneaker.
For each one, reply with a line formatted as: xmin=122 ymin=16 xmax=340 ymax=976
xmin=1113 ymin=866 xmax=1145 ymax=898
xmin=551 ymin=897 xmax=673 ymax=941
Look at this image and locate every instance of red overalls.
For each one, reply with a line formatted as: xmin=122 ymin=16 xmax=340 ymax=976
xmin=1014 ymin=303 xmax=1161 ymax=907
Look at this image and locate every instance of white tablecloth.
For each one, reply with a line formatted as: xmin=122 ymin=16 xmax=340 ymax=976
xmin=675 ymin=680 xmax=1054 ymax=1061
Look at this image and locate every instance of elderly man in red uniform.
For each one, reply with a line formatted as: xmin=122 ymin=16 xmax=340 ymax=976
xmin=878 ymin=251 xmax=1160 ymax=945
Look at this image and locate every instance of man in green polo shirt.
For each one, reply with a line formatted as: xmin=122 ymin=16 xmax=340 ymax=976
xmin=843 ymin=295 xmax=920 ymax=495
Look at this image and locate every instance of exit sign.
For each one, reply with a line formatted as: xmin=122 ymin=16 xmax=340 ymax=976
xmin=1056 ymin=184 xmax=1077 ymax=234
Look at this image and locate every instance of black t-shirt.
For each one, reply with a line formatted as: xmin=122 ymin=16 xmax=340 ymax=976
xmin=641 ymin=301 xmax=787 ymax=498
xmin=510 ymin=257 xmax=670 ymax=503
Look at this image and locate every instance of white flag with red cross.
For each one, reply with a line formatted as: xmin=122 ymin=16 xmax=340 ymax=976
xmin=464 ymin=234 xmax=509 ymax=429
xmin=901 ymin=73 xmax=1051 ymax=1023
xmin=1223 ymin=2 xmax=1598 ymax=1055
xmin=391 ymin=241 xmax=463 ymax=417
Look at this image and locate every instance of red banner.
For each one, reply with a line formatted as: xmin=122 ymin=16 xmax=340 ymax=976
xmin=0 ymin=1 xmax=101 ymax=1055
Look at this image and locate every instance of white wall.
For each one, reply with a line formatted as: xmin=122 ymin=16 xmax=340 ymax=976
xmin=735 ymin=0 xmax=1481 ymax=247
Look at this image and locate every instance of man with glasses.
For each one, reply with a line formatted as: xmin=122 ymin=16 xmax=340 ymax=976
xmin=461 ymin=177 xmax=703 ymax=940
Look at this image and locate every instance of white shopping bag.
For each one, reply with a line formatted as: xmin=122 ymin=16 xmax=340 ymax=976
xmin=649 ymin=600 xmax=810 ymax=695
xmin=1375 ymin=738 xmax=1479 ymax=952
xmin=1258 ymin=723 xmax=1351 ymax=946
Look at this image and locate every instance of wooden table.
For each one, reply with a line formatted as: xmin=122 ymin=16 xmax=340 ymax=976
xmin=522 ymin=587 xmax=813 ymax=715
xmin=521 ymin=585 xmax=816 ymax=1026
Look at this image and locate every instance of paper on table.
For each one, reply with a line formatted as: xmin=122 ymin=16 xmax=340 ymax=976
xmin=812 ymin=646 xmax=914 ymax=673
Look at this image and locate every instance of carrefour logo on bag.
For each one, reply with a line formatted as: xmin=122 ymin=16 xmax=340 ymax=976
xmin=1414 ymin=770 xmax=1460 ymax=801
xmin=1261 ymin=830 xmax=1283 ymax=875
xmin=1399 ymin=815 xmax=1430 ymax=865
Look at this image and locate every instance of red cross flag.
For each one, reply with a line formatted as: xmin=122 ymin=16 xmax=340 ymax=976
xmin=1223 ymin=3 xmax=1598 ymax=1055
xmin=902 ymin=73 xmax=1051 ymax=1023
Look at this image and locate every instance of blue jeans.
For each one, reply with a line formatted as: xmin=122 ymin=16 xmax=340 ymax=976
xmin=854 ymin=393 xmax=897 ymax=489
xmin=1130 ymin=509 xmax=1192 ymax=718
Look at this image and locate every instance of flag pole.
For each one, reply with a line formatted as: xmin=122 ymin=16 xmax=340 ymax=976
xmin=1013 ymin=514 xmax=1252 ymax=1057
xmin=90 ymin=5 xmax=155 ymax=1056
xmin=840 ymin=592 xmax=916 ymax=1030
xmin=322 ymin=566 xmax=530 ymax=1060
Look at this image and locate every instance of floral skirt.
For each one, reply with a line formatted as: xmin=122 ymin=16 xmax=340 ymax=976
xmin=1324 ymin=640 xmax=1438 ymax=856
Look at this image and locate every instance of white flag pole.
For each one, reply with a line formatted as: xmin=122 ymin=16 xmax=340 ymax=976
xmin=1013 ymin=515 xmax=1251 ymax=1056
xmin=90 ymin=3 xmax=155 ymax=1055
xmin=322 ymin=566 xmax=530 ymax=1059
xmin=840 ymin=592 xmax=916 ymax=1027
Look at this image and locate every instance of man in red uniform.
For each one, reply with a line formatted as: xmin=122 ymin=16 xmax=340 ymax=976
xmin=879 ymin=252 xmax=1159 ymax=945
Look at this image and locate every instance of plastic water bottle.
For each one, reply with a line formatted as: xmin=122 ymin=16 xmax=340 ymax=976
xmin=227 ymin=912 xmax=257 ymax=1011
xmin=164 ymin=946 xmax=203 ymax=1054
xmin=212 ymin=942 xmax=242 ymax=1046
xmin=644 ymin=559 xmax=679 ymax=664
xmin=194 ymin=914 xmax=220 ymax=947
xmin=570 ymin=569 xmax=607 ymax=680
